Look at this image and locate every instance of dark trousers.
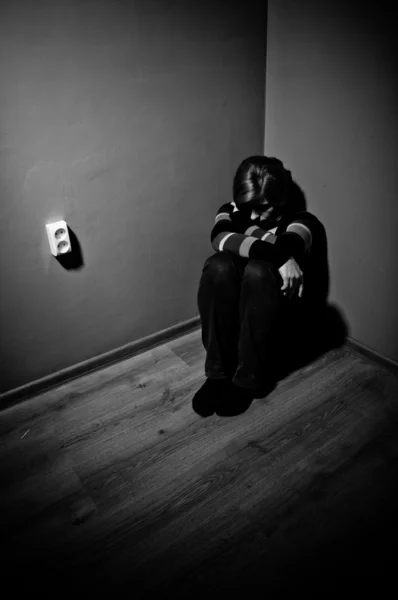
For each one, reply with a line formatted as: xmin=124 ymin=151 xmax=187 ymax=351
xmin=197 ymin=251 xmax=300 ymax=390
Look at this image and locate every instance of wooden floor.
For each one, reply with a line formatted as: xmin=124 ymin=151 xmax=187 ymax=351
xmin=1 ymin=328 xmax=398 ymax=597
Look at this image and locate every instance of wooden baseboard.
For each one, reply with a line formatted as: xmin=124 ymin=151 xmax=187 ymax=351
xmin=0 ymin=316 xmax=201 ymax=411
xmin=345 ymin=336 xmax=398 ymax=376
xmin=2 ymin=318 xmax=396 ymax=412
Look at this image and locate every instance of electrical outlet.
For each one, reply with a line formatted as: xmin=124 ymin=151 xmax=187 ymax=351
xmin=46 ymin=220 xmax=72 ymax=256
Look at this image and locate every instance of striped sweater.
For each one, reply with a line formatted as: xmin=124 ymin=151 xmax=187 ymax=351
xmin=211 ymin=202 xmax=319 ymax=269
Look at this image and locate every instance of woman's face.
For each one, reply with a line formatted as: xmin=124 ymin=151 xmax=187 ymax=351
xmin=251 ymin=201 xmax=284 ymax=221
xmin=254 ymin=204 xmax=275 ymax=219
xmin=239 ymin=196 xmax=285 ymax=221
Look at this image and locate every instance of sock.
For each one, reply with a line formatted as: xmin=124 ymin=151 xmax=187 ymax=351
xmin=216 ymin=383 xmax=254 ymax=417
xmin=230 ymin=383 xmax=254 ymax=399
xmin=192 ymin=378 xmax=229 ymax=417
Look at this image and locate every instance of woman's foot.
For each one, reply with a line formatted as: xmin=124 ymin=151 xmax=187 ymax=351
xmin=216 ymin=383 xmax=255 ymax=417
xmin=192 ymin=378 xmax=230 ymax=417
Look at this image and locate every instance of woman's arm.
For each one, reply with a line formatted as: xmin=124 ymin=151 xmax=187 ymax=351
xmin=210 ymin=203 xmax=291 ymax=268
xmin=274 ymin=214 xmax=315 ymax=261
xmin=210 ymin=205 xmax=317 ymax=267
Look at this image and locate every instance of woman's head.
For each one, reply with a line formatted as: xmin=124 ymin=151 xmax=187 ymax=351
xmin=232 ymin=156 xmax=291 ymax=216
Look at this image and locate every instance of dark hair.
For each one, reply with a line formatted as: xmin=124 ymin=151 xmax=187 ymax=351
xmin=232 ymin=156 xmax=291 ymax=210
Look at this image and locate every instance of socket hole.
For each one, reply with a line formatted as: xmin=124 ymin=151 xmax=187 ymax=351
xmin=57 ymin=240 xmax=70 ymax=254
xmin=55 ymin=228 xmax=66 ymax=239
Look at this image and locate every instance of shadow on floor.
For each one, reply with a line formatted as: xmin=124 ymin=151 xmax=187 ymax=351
xmin=275 ymin=300 xmax=349 ymax=382
xmin=214 ymin=300 xmax=349 ymax=417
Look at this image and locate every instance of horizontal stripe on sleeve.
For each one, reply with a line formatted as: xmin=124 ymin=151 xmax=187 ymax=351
xmin=239 ymin=236 xmax=258 ymax=257
xmin=245 ymin=225 xmax=259 ymax=236
xmin=215 ymin=212 xmax=232 ymax=224
xmin=261 ymin=232 xmax=277 ymax=243
xmin=286 ymin=222 xmax=312 ymax=252
xmin=244 ymin=226 xmax=278 ymax=243
xmin=218 ymin=232 xmax=235 ymax=251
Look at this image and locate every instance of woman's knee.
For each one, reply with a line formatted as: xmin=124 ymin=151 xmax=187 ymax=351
xmin=201 ymin=252 xmax=239 ymax=285
xmin=243 ymin=259 xmax=278 ymax=287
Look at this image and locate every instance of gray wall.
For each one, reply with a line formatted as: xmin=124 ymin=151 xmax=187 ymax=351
xmin=0 ymin=0 xmax=266 ymax=394
xmin=265 ymin=0 xmax=398 ymax=362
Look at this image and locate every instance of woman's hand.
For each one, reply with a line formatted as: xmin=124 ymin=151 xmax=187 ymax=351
xmin=278 ymin=257 xmax=303 ymax=299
